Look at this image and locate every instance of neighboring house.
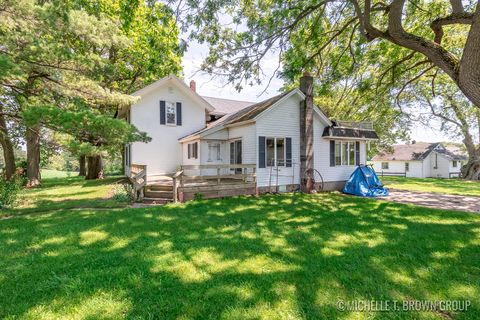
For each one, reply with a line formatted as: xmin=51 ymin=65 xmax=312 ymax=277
xmin=371 ymin=142 xmax=467 ymax=178
xmin=118 ymin=75 xmax=378 ymax=200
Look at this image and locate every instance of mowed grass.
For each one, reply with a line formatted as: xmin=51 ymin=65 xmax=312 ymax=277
xmin=381 ymin=176 xmax=480 ymax=197
xmin=3 ymin=170 xmax=128 ymax=217
xmin=1 ymin=176 xmax=479 ymax=319
xmin=41 ymin=169 xmax=79 ymax=179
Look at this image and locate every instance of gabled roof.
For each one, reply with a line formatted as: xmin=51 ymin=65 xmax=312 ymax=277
xmin=372 ymin=142 xmax=467 ymax=161
xmin=201 ymin=96 xmax=253 ymax=115
xmin=436 ymin=146 xmax=468 ymax=161
xmin=131 ymin=75 xmax=214 ymax=112
xmin=179 ymin=89 xmax=319 ymax=142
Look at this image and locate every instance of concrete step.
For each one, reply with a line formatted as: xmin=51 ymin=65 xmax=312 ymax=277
xmin=143 ymin=197 xmax=173 ymax=205
xmin=147 ymin=184 xmax=173 ymax=191
xmin=144 ymin=190 xmax=173 ymax=199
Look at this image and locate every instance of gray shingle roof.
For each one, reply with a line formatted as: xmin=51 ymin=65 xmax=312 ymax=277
xmin=373 ymin=143 xmax=439 ymax=161
xmin=179 ymin=91 xmax=292 ymax=140
xmin=372 ymin=142 xmax=467 ymax=161
xmin=436 ymin=147 xmax=468 ymax=161
xmin=201 ymin=96 xmax=254 ymax=115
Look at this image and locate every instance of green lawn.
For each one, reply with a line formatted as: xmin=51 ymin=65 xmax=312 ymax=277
xmin=1 ymin=176 xmax=479 ymax=319
xmin=381 ymin=176 xmax=480 ymax=197
xmin=40 ymin=169 xmax=79 ymax=179
xmin=3 ymin=171 xmax=128 ymax=217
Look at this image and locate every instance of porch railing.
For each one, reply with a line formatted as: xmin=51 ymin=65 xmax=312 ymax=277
xmin=129 ymin=164 xmax=147 ymax=201
xmin=179 ymin=164 xmax=256 ymax=185
xmin=173 ymin=164 xmax=256 ymax=202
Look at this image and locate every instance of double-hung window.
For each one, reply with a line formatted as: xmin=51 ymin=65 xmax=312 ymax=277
xmin=208 ymin=142 xmax=221 ymax=161
xmin=266 ymin=137 xmax=286 ymax=167
xmin=166 ymin=102 xmax=176 ymax=125
xmin=334 ymin=141 xmax=357 ymax=166
xmin=188 ymin=142 xmax=198 ymax=159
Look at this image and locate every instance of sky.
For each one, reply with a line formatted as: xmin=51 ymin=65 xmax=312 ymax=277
xmin=182 ymin=41 xmax=461 ymax=144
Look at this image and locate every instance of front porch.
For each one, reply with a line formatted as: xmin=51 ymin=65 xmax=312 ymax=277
xmin=128 ymin=163 xmax=257 ymax=203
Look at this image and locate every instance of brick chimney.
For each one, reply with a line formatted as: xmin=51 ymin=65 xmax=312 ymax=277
xmin=299 ymin=72 xmax=314 ymax=193
xmin=189 ymin=80 xmax=196 ymax=92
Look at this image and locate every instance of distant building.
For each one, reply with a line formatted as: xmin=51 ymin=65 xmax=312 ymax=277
xmin=371 ymin=142 xmax=467 ymax=178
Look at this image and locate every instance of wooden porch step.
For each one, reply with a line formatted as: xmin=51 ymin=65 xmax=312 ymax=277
xmin=147 ymin=184 xmax=173 ymax=191
xmin=144 ymin=190 xmax=173 ymax=199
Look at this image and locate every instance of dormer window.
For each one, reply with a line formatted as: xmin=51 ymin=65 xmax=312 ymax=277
xmin=166 ymin=102 xmax=176 ymax=125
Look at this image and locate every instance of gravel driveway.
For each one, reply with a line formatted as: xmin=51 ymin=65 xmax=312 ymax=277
xmin=382 ymin=189 xmax=480 ymax=213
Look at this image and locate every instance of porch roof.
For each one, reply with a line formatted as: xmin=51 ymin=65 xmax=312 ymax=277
xmin=322 ymin=124 xmax=379 ymax=140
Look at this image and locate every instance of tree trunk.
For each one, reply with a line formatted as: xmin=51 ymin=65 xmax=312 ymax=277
xmin=0 ymin=110 xmax=16 ymax=180
xmin=86 ymin=155 xmax=104 ymax=180
xmin=462 ymin=159 xmax=480 ymax=180
xmin=79 ymin=155 xmax=86 ymax=176
xmin=26 ymin=126 xmax=41 ymax=187
xmin=299 ymin=73 xmax=315 ymax=192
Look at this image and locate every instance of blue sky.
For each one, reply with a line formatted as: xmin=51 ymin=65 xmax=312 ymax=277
xmin=182 ymin=41 xmax=460 ymax=144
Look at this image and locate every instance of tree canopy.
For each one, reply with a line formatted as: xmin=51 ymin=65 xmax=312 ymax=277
xmin=0 ymin=0 xmax=182 ymax=182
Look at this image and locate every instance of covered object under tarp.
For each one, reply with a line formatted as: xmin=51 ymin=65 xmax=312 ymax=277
xmin=343 ymin=166 xmax=389 ymax=197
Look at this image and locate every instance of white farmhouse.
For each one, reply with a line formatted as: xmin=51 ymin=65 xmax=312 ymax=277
xmin=371 ymin=142 xmax=467 ymax=178
xmin=118 ymin=74 xmax=378 ymax=202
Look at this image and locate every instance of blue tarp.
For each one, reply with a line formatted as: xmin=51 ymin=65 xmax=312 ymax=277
xmin=343 ymin=165 xmax=389 ymax=197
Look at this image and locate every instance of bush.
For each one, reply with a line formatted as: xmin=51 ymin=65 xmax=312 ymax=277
xmin=0 ymin=177 xmax=23 ymax=208
xmin=15 ymin=160 xmax=28 ymax=179
xmin=111 ymin=183 xmax=133 ymax=203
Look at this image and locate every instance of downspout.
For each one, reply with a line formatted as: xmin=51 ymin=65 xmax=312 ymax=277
xmin=300 ymin=73 xmax=314 ymax=193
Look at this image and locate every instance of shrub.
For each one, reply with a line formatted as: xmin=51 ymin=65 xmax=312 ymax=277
xmin=111 ymin=183 xmax=133 ymax=203
xmin=15 ymin=160 xmax=28 ymax=179
xmin=194 ymin=192 xmax=204 ymax=201
xmin=0 ymin=177 xmax=23 ymax=208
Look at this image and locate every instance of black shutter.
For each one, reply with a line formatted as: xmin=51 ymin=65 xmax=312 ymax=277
xmin=176 ymin=102 xmax=182 ymax=126
xmin=194 ymin=142 xmax=198 ymax=159
xmin=286 ymin=137 xmax=292 ymax=167
xmin=330 ymin=140 xmax=335 ymax=167
xmin=355 ymin=141 xmax=360 ymax=166
xmin=160 ymin=100 xmax=166 ymax=125
xmin=187 ymin=144 xmax=191 ymax=159
xmin=258 ymin=136 xmax=266 ymax=168
xmin=230 ymin=142 xmax=235 ymax=164
xmin=127 ymin=144 xmax=131 ymax=166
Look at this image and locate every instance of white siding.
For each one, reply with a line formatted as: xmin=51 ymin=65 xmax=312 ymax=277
xmin=229 ymin=124 xmax=256 ymax=165
xmin=430 ymin=152 xmax=451 ymax=178
xmin=372 ymin=160 xmax=423 ymax=178
xmin=255 ymin=95 xmax=301 ymax=187
xmin=313 ymin=115 xmax=367 ymax=182
xmin=130 ymin=83 xmax=206 ymax=175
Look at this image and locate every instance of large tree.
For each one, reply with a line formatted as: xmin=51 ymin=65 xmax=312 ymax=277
xmin=178 ymin=0 xmax=480 ymax=108
xmin=0 ymin=0 xmax=150 ymax=184
xmin=399 ymin=72 xmax=480 ymax=179
xmin=71 ymin=0 xmax=183 ymax=179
